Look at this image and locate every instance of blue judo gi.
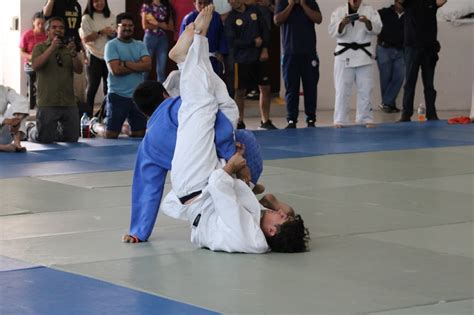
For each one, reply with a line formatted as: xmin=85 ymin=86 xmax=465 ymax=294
xmin=130 ymin=96 xmax=262 ymax=241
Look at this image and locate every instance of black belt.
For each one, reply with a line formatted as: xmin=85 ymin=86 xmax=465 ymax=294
xmin=179 ymin=190 xmax=202 ymax=204
xmin=334 ymin=42 xmax=372 ymax=58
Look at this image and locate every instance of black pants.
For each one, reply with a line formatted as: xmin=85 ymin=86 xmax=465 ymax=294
xmin=85 ymin=54 xmax=108 ymax=117
xmin=402 ymin=46 xmax=439 ymax=119
xmin=25 ymin=68 xmax=37 ymax=109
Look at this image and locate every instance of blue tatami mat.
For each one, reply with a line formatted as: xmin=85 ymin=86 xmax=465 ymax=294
xmin=255 ymin=121 xmax=474 ymax=160
xmin=0 ymin=267 xmax=218 ymax=315
xmin=1 ymin=121 xmax=472 ymax=178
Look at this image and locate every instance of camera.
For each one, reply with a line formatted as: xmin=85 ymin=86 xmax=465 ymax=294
xmin=347 ymin=13 xmax=360 ymax=22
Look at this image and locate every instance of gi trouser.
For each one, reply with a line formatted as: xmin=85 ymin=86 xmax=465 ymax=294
xmin=171 ymin=35 xmax=227 ymax=198
xmin=333 ymin=61 xmax=374 ymax=125
xmin=0 ymin=105 xmax=27 ymax=144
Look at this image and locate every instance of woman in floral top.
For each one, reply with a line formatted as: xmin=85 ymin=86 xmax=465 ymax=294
xmin=141 ymin=0 xmax=174 ymax=83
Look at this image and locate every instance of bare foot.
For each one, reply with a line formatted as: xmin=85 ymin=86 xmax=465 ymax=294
xmin=334 ymin=124 xmax=343 ymax=128
xmin=194 ymin=4 xmax=214 ymax=36
xmin=169 ymin=23 xmax=195 ymax=63
xmin=365 ymin=123 xmax=376 ymax=128
xmin=122 ymin=234 xmax=142 ymax=243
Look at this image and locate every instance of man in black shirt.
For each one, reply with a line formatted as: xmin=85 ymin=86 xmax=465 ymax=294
xmin=399 ymin=0 xmax=447 ymax=121
xmin=225 ymin=0 xmax=277 ymax=130
xmin=377 ymin=0 xmax=405 ymax=113
xmin=43 ymin=0 xmax=82 ymax=52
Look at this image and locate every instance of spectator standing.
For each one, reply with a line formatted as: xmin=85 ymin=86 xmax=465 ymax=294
xmin=79 ymin=0 xmax=116 ymax=117
xmin=377 ymin=0 xmax=405 ymax=114
xmin=274 ymin=0 xmax=322 ymax=129
xmin=141 ymin=0 xmax=174 ymax=83
xmin=398 ymin=0 xmax=448 ymax=122
xmin=29 ymin=17 xmax=83 ymax=143
xmin=93 ymin=13 xmax=150 ymax=139
xmin=328 ymin=0 xmax=382 ymax=128
xmin=180 ymin=0 xmax=228 ymax=77
xmin=225 ymin=0 xmax=277 ymax=130
xmin=43 ymin=0 xmax=83 ymax=52
xmin=0 ymin=85 xmax=29 ymax=152
xmin=20 ymin=12 xmax=47 ymax=110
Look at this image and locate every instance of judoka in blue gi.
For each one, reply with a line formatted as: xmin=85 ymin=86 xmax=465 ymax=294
xmin=125 ymin=6 xmax=309 ymax=253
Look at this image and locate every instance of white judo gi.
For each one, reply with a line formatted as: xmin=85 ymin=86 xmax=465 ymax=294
xmin=161 ymin=35 xmax=269 ymax=254
xmin=0 ymin=85 xmax=29 ymax=144
xmin=328 ymin=4 xmax=382 ymax=125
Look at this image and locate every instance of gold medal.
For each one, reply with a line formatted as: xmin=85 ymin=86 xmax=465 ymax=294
xmin=250 ymin=13 xmax=258 ymax=21
xmin=236 ymin=19 xmax=243 ymax=26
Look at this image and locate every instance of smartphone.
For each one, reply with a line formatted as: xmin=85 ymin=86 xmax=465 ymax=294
xmin=347 ymin=13 xmax=360 ymax=22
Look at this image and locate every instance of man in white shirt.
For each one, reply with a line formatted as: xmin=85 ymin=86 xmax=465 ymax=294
xmin=0 ymin=85 xmax=29 ymax=152
xmin=328 ymin=0 xmax=382 ymax=128
xmin=162 ymin=5 xmax=309 ymax=253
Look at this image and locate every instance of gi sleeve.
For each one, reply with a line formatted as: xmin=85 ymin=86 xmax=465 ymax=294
xmin=207 ymin=169 xmax=269 ymax=253
xmin=328 ymin=7 xmax=347 ymax=38
xmin=6 ymin=88 xmax=29 ymax=116
xmin=215 ymin=110 xmax=236 ymax=161
xmin=366 ymin=6 xmax=383 ymax=35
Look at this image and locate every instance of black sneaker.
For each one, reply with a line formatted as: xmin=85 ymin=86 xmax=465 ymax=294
xmin=285 ymin=120 xmax=296 ymax=129
xmin=237 ymin=121 xmax=246 ymax=129
xmin=378 ymin=103 xmax=393 ymax=113
xmin=307 ymin=120 xmax=316 ymax=128
xmin=390 ymin=106 xmax=401 ymax=113
xmin=259 ymin=120 xmax=278 ymax=130
xmin=246 ymin=90 xmax=259 ymax=100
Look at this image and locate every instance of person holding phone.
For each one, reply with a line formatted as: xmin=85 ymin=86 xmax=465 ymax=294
xmin=328 ymin=0 xmax=382 ymax=128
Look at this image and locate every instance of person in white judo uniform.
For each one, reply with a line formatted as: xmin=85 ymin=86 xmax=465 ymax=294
xmin=328 ymin=0 xmax=382 ymax=128
xmin=161 ymin=5 xmax=309 ymax=253
xmin=0 ymin=85 xmax=29 ymax=152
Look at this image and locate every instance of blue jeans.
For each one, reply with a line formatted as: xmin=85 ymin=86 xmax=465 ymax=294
xmin=144 ymin=32 xmax=169 ymax=83
xmin=402 ymin=46 xmax=439 ymax=118
xmin=376 ymin=45 xmax=405 ymax=107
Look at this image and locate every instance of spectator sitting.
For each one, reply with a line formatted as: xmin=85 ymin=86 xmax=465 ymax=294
xmin=0 ymin=85 xmax=29 ymax=152
xmin=20 ymin=12 xmax=47 ymax=110
xmin=91 ymin=13 xmax=151 ymax=139
xmin=79 ymin=0 xmax=116 ymax=117
xmin=28 ymin=17 xmax=83 ymax=144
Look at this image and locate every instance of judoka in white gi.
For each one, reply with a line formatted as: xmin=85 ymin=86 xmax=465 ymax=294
xmin=161 ymin=5 xmax=309 ymax=253
xmin=0 ymin=85 xmax=29 ymax=152
xmin=328 ymin=0 xmax=382 ymax=128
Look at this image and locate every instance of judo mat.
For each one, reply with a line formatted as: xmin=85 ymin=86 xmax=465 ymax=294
xmin=1 ymin=121 xmax=473 ymax=314
xmin=1 ymin=120 xmax=473 ymax=179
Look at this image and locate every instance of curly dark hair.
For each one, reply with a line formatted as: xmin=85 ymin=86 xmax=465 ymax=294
xmin=265 ymin=214 xmax=310 ymax=253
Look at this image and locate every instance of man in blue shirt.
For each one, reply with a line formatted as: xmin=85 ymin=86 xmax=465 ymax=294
xmin=180 ymin=0 xmax=228 ymax=77
xmin=274 ymin=0 xmax=322 ymax=128
xmin=99 ymin=13 xmax=151 ymax=138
